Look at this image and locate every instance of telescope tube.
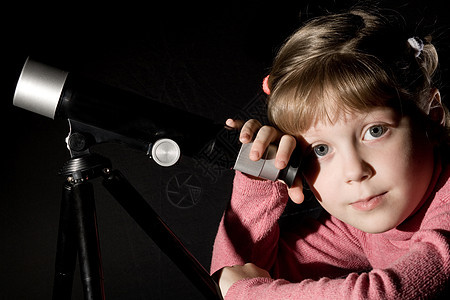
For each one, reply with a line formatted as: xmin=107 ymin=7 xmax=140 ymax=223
xmin=13 ymin=58 xmax=224 ymax=157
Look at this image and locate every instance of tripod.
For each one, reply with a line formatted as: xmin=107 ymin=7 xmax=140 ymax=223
xmin=51 ymin=128 xmax=222 ymax=299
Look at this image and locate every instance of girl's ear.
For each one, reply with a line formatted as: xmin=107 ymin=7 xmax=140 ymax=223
xmin=426 ymin=89 xmax=445 ymax=126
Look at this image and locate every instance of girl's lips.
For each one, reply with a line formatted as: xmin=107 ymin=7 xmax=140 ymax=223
xmin=350 ymin=192 xmax=387 ymax=211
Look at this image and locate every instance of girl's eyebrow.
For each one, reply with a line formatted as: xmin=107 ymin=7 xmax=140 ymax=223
xmin=301 ymin=108 xmax=397 ymax=140
xmin=361 ymin=108 xmax=401 ymax=124
xmin=300 ymin=129 xmax=329 ymax=145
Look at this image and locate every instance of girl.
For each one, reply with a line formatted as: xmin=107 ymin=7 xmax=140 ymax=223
xmin=210 ymin=6 xmax=450 ymax=299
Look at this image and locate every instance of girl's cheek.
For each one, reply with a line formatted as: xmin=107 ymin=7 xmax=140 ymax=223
xmin=302 ymin=156 xmax=321 ymax=185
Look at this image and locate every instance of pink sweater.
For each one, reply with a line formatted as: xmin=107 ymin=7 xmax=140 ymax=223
xmin=211 ymin=163 xmax=450 ymax=299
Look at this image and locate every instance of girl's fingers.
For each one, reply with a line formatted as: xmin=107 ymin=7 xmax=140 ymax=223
xmin=225 ymin=118 xmax=244 ymax=130
xmin=227 ymin=119 xmax=297 ymax=170
xmin=239 ymin=119 xmax=262 ymax=143
xmin=251 ymin=126 xmax=280 ymax=161
xmin=288 ymin=176 xmax=305 ymax=204
xmin=275 ymin=135 xmax=297 ymax=169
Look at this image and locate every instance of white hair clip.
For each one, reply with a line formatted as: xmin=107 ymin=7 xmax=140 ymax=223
xmin=407 ymin=37 xmax=424 ymax=58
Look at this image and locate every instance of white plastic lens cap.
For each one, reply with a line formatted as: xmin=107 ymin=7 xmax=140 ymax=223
xmin=151 ymin=138 xmax=181 ymax=167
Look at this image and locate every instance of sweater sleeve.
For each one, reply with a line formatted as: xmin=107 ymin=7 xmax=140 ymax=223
xmin=210 ymin=171 xmax=289 ymax=275
xmin=225 ymin=228 xmax=450 ymax=300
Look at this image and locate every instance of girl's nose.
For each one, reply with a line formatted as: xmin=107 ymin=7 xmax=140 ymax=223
xmin=342 ymin=149 xmax=374 ymax=184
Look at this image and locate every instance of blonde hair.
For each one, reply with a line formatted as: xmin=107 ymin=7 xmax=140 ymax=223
xmin=267 ymin=7 xmax=447 ymax=141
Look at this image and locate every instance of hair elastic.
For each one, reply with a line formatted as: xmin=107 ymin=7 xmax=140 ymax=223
xmin=408 ymin=37 xmax=424 ymax=58
xmin=262 ymin=75 xmax=271 ymax=95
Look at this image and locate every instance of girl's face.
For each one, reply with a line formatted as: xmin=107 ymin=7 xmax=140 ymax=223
xmin=299 ymin=107 xmax=435 ymax=233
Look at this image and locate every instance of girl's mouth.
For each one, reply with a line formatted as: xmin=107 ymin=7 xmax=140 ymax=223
xmin=350 ymin=192 xmax=387 ymax=211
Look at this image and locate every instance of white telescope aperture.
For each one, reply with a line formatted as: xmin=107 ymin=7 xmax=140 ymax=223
xmin=13 ymin=57 xmax=68 ymax=119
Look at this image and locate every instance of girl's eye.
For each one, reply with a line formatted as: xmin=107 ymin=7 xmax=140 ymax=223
xmin=313 ymin=144 xmax=329 ymax=157
xmin=364 ymin=125 xmax=387 ymax=140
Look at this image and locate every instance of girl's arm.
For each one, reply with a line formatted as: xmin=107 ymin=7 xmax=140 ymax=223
xmin=221 ymin=211 xmax=450 ymax=300
xmin=210 ymin=171 xmax=289 ymax=276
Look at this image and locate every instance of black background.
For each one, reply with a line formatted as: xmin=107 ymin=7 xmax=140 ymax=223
xmin=1 ymin=1 xmax=449 ymax=299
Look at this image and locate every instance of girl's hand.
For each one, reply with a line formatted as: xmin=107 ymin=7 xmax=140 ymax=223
xmin=226 ymin=118 xmax=305 ymax=204
xmin=218 ymin=263 xmax=271 ymax=297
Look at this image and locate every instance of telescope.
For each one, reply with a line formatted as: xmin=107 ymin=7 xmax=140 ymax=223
xmin=14 ymin=57 xmax=228 ymax=299
xmin=12 ymin=58 xmax=301 ymax=299
xmin=13 ymin=57 xmax=301 ymax=184
xmin=13 ymin=57 xmax=229 ymax=167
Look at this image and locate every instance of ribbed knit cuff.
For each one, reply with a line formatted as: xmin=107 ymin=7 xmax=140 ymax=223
xmin=233 ymin=171 xmax=288 ymax=199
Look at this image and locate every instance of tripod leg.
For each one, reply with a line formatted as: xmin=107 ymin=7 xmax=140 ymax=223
xmin=71 ymin=181 xmax=105 ymax=300
xmin=102 ymin=169 xmax=223 ymax=300
xmin=53 ymin=183 xmax=78 ymax=300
